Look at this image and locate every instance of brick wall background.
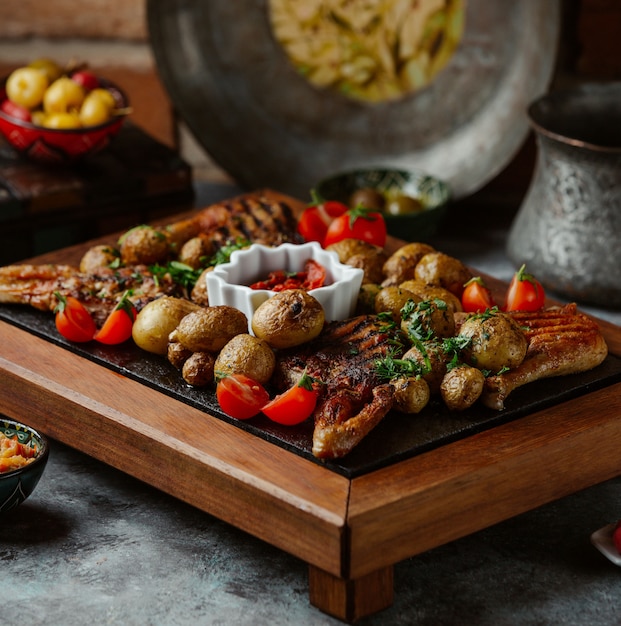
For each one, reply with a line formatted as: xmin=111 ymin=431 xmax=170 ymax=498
xmin=0 ymin=0 xmax=619 ymax=186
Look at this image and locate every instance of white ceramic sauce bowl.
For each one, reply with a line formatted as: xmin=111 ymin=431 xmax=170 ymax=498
xmin=206 ymin=242 xmax=363 ymax=333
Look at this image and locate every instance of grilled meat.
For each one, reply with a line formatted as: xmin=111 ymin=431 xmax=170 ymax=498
xmin=275 ymin=315 xmax=405 ymax=459
xmin=0 ymin=194 xmax=302 ymax=324
xmin=0 ymin=263 xmax=181 ymax=326
xmin=481 ymin=303 xmax=608 ymax=410
xmin=168 ymin=194 xmax=303 ymax=252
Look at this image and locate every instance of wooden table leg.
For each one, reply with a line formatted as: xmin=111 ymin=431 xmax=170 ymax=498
xmin=308 ymin=564 xmax=394 ymax=622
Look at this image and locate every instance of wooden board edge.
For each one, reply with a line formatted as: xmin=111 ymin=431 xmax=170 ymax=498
xmin=345 ymin=381 xmax=621 ymax=577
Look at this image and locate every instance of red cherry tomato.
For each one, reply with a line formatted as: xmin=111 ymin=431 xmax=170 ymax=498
xmin=262 ymin=370 xmax=319 ymax=426
xmin=323 ymin=206 xmax=387 ymax=248
xmin=94 ymin=291 xmax=137 ymax=345
xmin=461 ymin=276 xmax=496 ymax=313
xmin=297 ymin=192 xmax=349 ymax=243
xmin=505 ymin=264 xmax=546 ymax=312
xmin=54 ymin=292 xmax=97 ymax=343
xmin=216 ymin=374 xmax=270 ymax=420
xmin=613 ymin=520 xmax=621 ymax=555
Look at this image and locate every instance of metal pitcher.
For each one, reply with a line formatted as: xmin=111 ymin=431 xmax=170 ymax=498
xmin=507 ymin=83 xmax=621 ymax=307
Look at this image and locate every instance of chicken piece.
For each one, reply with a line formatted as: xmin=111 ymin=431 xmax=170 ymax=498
xmin=275 ymin=315 xmax=405 ymax=459
xmin=481 ymin=304 xmax=608 ymax=410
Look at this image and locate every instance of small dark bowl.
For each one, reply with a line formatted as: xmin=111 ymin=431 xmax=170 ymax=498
xmin=316 ymin=168 xmax=451 ymax=241
xmin=0 ymin=418 xmax=49 ymax=514
xmin=0 ymin=77 xmax=128 ymax=164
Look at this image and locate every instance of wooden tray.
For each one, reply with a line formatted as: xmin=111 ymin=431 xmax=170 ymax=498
xmin=1 ymin=192 xmax=621 ymax=621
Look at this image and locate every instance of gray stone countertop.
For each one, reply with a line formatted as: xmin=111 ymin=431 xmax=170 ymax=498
xmin=2 ymin=182 xmax=620 ymax=625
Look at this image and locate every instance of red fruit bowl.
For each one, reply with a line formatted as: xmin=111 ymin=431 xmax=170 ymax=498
xmin=0 ymin=77 xmax=129 ymax=164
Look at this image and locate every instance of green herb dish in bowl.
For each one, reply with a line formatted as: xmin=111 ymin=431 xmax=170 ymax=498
xmin=0 ymin=417 xmax=49 ymax=514
xmin=316 ymin=168 xmax=451 ymax=241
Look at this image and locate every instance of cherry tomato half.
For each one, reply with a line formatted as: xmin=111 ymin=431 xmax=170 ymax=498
xmin=216 ymin=374 xmax=270 ymax=420
xmin=505 ymin=264 xmax=546 ymax=312
xmin=461 ymin=277 xmax=496 ymax=313
xmin=262 ymin=371 xmax=319 ymax=426
xmin=54 ymin=292 xmax=97 ymax=343
xmin=323 ymin=206 xmax=387 ymax=248
xmin=297 ymin=192 xmax=349 ymax=243
xmin=94 ymin=291 xmax=137 ymax=345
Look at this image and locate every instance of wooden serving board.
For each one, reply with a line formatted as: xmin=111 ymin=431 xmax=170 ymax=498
xmin=1 ymin=191 xmax=621 ymax=621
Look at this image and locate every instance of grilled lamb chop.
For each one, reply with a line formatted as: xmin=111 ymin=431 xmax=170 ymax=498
xmin=481 ymin=303 xmax=608 ymax=410
xmin=275 ymin=315 xmax=405 ymax=459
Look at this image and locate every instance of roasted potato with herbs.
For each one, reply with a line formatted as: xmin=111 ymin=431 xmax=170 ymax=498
xmin=403 ymin=341 xmax=449 ymax=394
xmin=382 ymin=242 xmax=435 ymax=285
xmin=132 ymin=296 xmax=203 ymax=355
xmin=391 ymin=375 xmax=430 ymax=414
xmin=79 ymin=244 xmax=119 ymax=273
xmin=458 ymin=310 xmax=528 ymax=372
xmin=214 ymin=334 xmax=276 ymax=385
xmin=440 ymin=365 xmax=485 ymax=411
xmin=399 ymin=280 xmax=463 ymax=314
xmin=374 ymin=286 xmax=420 ymax=321
xmin=119 ymin=225 xmax=169 ymax=265
xmin=175 ymin=306 xmax=248 ymax=353
xmin=252 ymin=289 xmax=325 ymax=349
xmin=413 ymin=251 xmax=472 ymax=297
xmin=182 ymin=351 xmax=216 ymax=387
xmin=400 ymin=298 xmax=455 ymax=341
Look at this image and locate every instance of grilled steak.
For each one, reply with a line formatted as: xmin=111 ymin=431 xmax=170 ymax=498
xmin=481 ymin=303 xmax=608 ymax=409
xmin=275 ymin=315 xmax=405 ymax=459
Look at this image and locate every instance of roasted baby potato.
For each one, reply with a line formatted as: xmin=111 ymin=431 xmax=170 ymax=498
xmin=399 ymin=280 xmax=463 ymax=314
xmin=182 ymin=351 xmax=216 ymax=387
xmin=326 ymin=238 xmax=387 ymax=284
xmin=440 ymin=365 xmax=485 ymax=411
xmin=178 ymin=235 xmax=216 ymax=269
xmin=119 ymin=225 xmax=169 ymax=265
xmin=167 ymin=339 xmax=193 ymax=369
xmin=382 ymin=242 xmax=435 ymax=285
xmin=252 ymin=289 xmax=325 ymax=349
xmin=402 ymin=341 xmax=449 ymax=394
xmin=374 ymin=286 xmax=420 ymax=321
xmin=132 ymin=296 xmax=203 ymax=355
xmin=214 ymin=334 xmax=276 ymax=385
xmin=175 ymin=306 xmax=248 ymax=353
xmin=458 ymin=310 xmax=528 ymax=372
xmin=391 ymin=376 xmax=430 ymax=414
xmin=413 ymin=251 xmax=472 ymax=297
xmin=400 ymin=298 xmax=455 ymax=341
xmin=356 ymin=283 xmax=382 ymax=315
xmin=79 ymin=244 xmax=119 ymax=273
xmin=190 ymin=267 xmax=212 ymax=307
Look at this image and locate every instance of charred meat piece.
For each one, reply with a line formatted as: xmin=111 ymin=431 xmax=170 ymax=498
xmin=481 ymin=303 xmax=608 ymax=410
xmin=0 ymin=263 xmax=182 ymax=326
xmin=275 ymin=315 xmax=406 ymax=459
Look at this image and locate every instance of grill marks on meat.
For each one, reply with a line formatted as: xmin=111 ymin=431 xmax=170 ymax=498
xmin=276 ymin=315 xmax=403 ymax=459
xmin=481 ymin=303 xmax=608 ymax=410
xmin=0 ymin=263 xmax=181 ymax=326
xmin=192 ymin=196 xmax=302 ymax=250
xmin=0 ymin=194 xmax=301 ymax=324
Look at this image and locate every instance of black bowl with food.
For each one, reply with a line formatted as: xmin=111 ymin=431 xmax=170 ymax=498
xmin=0 ymin=417 xmax=49 ymax=514
xmin=316 ymin=168 xmax=451 ymax=241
